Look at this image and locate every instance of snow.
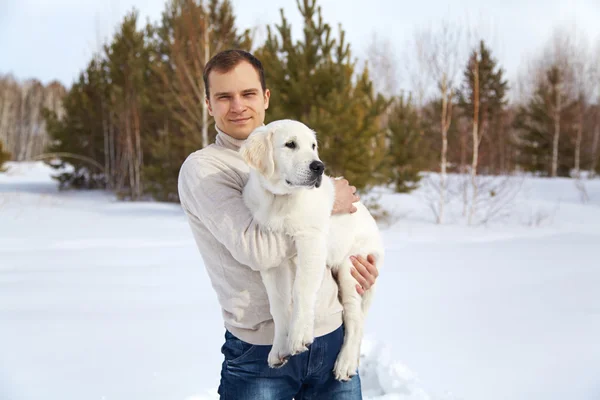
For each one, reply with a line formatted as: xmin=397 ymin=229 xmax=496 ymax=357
xmin=1 ymin=161 xmax=599 ymax=400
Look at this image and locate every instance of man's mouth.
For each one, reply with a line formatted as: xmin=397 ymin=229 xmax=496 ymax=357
xmin=230 ymin=117 xmax=251 ymax=124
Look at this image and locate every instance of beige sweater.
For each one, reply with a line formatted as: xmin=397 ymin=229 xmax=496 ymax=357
xmin=177 ymin=128 xmax=343 ymax=345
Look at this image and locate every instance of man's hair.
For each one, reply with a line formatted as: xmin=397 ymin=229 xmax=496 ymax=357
xmin=203 ymin=49 xmax=266 ymax=99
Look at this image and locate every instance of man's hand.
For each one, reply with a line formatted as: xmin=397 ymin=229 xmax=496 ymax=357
xmin=350 ymin=254 xmax=378 ymax=295
xmin=332 ymin=177 xmax=359 ymax=214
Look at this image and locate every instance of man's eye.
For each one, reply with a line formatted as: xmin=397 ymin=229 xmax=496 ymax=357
xmin=285 ymin=141 xmax=296 ymax=149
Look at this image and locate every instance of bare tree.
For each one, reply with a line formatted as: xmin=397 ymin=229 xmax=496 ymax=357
xmin=568 ymin=29 xmax=594 ymax=178
xmin=590 ymin=41 xmax=600 ymax=177
xmin=411 ymin=21 xmax=465 ymax=224
xmin=0 ymin=76 xmax=20 ymax=155
xmin=544 ymin=28 xmax=577 ymax=177
xmin=0 ymin=75 xmax=66 ymax=162
xmin=468 ymin=53 xmax=480 ymax=225
xmin=363 ymin=31 xmax=399 ymax=98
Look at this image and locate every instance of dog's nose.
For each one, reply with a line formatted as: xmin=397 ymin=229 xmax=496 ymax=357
xmin=309 ymin=160 xmax=325 ymax=175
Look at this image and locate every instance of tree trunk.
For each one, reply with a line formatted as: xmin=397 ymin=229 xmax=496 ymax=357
xmin=202 ymin=25 xmax=210 ymax=148
xmin=460 ymin=123 xmax=468 ymax=217
xmin=551 ymin=85 xmax=561 ymax=177
xmin=102 ymin=95 xmax=111 ymax=189
xmin=574 ymin=103 xmax=583 ymax=177
xmin=468 ymin=58 xmax=480 ymax=225
xmin=109 ymin=108 xmax=116 ymax=189
xmin=499 ymin=113 xmax=506 ymax=173
xmin=438 ymin=74 xmax=452 ymax=224
xmin=133 ymin=94 xmax=142 ymax=200
xmin=590 ymin=106 xmax=600 ymax=176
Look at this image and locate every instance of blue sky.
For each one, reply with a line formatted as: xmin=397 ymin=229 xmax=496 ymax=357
xmin=1 ymin=0 xmax=599 ymax=95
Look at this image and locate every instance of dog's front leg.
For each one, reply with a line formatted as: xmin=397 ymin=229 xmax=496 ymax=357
xmin=287 ymin=232 xmax=328 ymax=355
xmin=260 ymin=263 xmax=294 ymax=368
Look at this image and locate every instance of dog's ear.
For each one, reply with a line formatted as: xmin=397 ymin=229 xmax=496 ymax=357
xmin=240 ymin=126 xmax=275 ymax=178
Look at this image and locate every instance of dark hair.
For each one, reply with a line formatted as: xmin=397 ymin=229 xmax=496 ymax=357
xmin=203 ymin=49 xmax=266 ymax=99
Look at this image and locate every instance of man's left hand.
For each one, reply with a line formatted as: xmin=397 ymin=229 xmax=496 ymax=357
xmin=350 ymin=254 xmax=378 ymax=295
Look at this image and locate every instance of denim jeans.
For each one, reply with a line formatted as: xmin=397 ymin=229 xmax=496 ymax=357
xmin=217 ymin=324 xmax=362 ymax=399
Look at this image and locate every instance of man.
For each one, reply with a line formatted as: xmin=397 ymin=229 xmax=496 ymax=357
xmin=178 ymin=49 xmax=378 ymax=399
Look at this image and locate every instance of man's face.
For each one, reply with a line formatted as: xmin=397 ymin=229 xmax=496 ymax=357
xmin=206 ymin=61 xmax=270 ymax=140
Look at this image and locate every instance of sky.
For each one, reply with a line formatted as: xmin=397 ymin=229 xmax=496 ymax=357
xmin=1 ymin=0 xmax=599 ymax=96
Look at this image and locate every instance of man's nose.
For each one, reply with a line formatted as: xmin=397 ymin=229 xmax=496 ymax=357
xmin=230 ymin=96 xmax=246 ymax=113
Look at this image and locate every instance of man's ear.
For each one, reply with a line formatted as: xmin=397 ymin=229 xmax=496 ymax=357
xmin=205 ymin=97 xmax=213 ymax=116
xmin=239 ymin=126 xmax=275 ymax=178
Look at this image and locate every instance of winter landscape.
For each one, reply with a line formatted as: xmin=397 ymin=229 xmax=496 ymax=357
xmin=2 ymin=0 xmax=600 ymax=399
xmin=1 ymin=161 xmax=599 ymax=400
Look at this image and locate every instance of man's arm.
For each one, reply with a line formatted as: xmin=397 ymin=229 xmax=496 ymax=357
xmin=178 ymin=155 xmax=295 ymax=272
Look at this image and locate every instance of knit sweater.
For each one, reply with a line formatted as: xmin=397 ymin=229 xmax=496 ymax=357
xmin=177 ymin=127 xmax=343 ymax=345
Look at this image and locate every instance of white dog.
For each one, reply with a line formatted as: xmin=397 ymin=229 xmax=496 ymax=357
xmin=239 ymin=119 xmax=384 ymax=381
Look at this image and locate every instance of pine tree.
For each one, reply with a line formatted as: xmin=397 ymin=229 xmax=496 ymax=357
xmin=103 ymin=10 xmax=150 ymax=199
xmin=42 ymin=58 xmax=107 ymax=189
xmin=255 ymin=0 xmax=390 ymax=190
xmin=0 ymin=140 xmax=11 ymax=172
xmin=143 ymin=0 xmax=252 ymax=201
xmin=42 ymin=10 xmax=151 ymax=196
xmin=41 ymin=2 xmax=252 ymax=201
xmin=513 ymin=65 xmax=577 ymax=176
xmin=385 ymin=93 xmax=430 ymax=192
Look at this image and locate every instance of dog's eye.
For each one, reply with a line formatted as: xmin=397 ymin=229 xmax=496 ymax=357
xmin=312 ymin=143 xmax=316 ymax=150
xmin=285 ymin=141 xmax=296 ymax=149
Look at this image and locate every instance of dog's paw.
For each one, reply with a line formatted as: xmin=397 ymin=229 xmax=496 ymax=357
xmin=333 ymin=349 xmax=359 ymax=381
xmin=268 ymin=336 xmax=291 ymax=368
xmin=268 ymin=349 xmax=290 ymax=368
xmin=286 ymin=325 xmax=313 ymax=355
xmin=286 ymin=331 xmax=310 ymax=356
xmin=287 ymin=313 xmax=315 ymax=355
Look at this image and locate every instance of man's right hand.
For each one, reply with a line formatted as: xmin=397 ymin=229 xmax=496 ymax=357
xmin=332 ymin=177 xmax=359 ymax=215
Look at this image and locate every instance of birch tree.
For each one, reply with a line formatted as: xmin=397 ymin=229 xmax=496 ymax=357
xmin=363 ymin=31 xmax=399 ymax=98
xmin=411 ymin=21 xmax=464 ymax=224
xmin=589 ymin=40 xmax=600 ymax=177
xmin=457 ymin=40 xmax=508 ymax=224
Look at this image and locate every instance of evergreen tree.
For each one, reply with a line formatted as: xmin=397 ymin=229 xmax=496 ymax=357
xmin=0 ymin=140 xmax=11 ymax=172
xmin=42 ymin=2 xmax=252 ymax=201
xmin=457 ymin=40 xmax=509 ymax=174
xmin=144 ymin=0 xmax=251 ymax=201
xmin=255 ymin=0 xmax=390 ymax=190
xmin=103 ymin=10 xmax=151 ymax=199
xmin=513 ymin=65 xmax=577 ymax=176
xmin=384 ymin=93 xmax=431 ymax=192
xmin=42 ymin=58 xmax=107 ymax=189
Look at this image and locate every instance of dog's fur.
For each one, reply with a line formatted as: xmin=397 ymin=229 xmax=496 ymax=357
xmin=239 ymin=119 xmax=384 ymax=381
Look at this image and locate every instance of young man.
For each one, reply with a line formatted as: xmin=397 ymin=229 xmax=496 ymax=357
xmin=178 ymin=49 xmax=379 ymax=399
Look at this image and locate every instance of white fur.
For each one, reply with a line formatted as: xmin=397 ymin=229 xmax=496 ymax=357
xmin=239 ymin=119 xmax=384 ymax=381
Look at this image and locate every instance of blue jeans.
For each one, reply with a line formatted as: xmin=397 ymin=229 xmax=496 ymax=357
xmin=218 ymin=324 xmax=362 ymax=399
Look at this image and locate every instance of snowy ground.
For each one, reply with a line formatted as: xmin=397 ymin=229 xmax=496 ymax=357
xmin=1 ymin=162 xmax=599 ymax=400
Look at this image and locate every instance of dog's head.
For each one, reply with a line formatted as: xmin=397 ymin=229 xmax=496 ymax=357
xmin=240 ymin=119 xmax=325 ymax=194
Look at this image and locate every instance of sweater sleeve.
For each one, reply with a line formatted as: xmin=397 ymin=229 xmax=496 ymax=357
xmin=178 ymin=153 xmax=295 ymax=272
